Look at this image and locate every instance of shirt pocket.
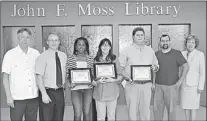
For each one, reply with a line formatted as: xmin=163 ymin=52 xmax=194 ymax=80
xmin=11 ymin=60 xmax=23 ymax=72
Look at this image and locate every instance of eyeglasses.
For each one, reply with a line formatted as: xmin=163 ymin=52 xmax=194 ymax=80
xmin=20 ymin=36 xmax=30 ymax=39
xmin=48 ymin=40 xmax=60 ymax=42
xmin=160 ymin=40 xmax=170 ymax=43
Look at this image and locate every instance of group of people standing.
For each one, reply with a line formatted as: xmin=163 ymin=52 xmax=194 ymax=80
xmin=2 ymin=27 xmax=205 ymax=121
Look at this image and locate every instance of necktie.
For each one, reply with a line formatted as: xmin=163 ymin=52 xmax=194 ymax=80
xmin=55 ymin=52 xmax=62 ymax=87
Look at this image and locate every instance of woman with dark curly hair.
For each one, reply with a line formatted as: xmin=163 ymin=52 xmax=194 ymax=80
xmin=66 ymin=37 xmax=94 ymax=121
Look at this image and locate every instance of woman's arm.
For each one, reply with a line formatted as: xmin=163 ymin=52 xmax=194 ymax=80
xmin=197 ymin=52 xmax=206 ymax=91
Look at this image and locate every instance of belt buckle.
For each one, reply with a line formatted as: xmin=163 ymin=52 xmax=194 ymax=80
xmin=54 ymin=87 xmax=59 ymax=90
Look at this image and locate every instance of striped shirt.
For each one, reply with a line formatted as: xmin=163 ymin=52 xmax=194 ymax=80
xmin=66 ymin=54 xmax=94 ymax=90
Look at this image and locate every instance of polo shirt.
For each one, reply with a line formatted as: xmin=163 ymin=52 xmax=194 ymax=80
xmin=2 ymin=45 xmax=40 ymax=100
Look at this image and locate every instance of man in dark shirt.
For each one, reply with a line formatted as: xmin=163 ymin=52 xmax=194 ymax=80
xmin=153 ymin=34 xmax=189 ymax=121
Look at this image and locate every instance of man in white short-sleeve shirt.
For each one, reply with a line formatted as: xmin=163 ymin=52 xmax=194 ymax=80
xmin=2 ymin=28 xmax=40 ymax=121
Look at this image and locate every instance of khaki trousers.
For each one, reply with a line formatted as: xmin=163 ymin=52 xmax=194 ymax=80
xmin=153 ymin=84 xmax=177 ymax=121
xmin=125 ymin=82 xmax=152 ymax=121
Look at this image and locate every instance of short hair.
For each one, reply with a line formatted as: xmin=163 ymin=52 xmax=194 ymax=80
xmin=73 ymin=37 xmax=90 ymax=55
xmin=132 ymin=27 xmax=145 ymax=36
xmin=160 ymin=34 xmax=171 ymax=41
xmin=184 ymin=34 xmax=199 ymax=48
xmin=17 ymin=28 xmax=32 ymax=35
xmin=47 ymin=32 xmax=59 ymax=41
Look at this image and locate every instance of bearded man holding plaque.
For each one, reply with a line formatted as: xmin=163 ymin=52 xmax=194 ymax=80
xmin=119 ymin=27 xmax=159 ymax=121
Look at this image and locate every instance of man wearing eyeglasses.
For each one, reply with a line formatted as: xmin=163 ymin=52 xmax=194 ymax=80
xmin=153 ymin=34 xmax=189 ymax=121
xmin=35 ymin=33 xmax=67 ymax=121
xmin=2 ymin=28 xmax=40 ymax=121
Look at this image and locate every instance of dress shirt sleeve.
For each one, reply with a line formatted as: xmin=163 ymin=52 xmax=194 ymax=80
xmin=152 ymin=50 xmax=159 ymax=72
xmin=2 ymin=52 xmax=12 ymax=74
xmin=119 ymin=48 xmax=128 ymax=69
xmin=114 ymin=58 xmax=123 ymax=75
xmin=198 ymin=52 xmax=206 ymax=90
xmin=35 ymin=54 xmax=47 ymax=76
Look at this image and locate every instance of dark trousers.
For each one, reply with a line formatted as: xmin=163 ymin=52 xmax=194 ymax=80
xmin=39 ymin=88 xmax=65 ymax=121
xmin=92 ymin=98 xmax=97 ymax=121
xmin=10 ymin=97 xmax=39 ymax=121
xmin=71 ymin=89 xmax=93 ymax=121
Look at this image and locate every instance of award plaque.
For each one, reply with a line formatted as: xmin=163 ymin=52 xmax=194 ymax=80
xmin=68 ymin=68 xmax=92 ymax=85
xmin=131 ymin=65 xmax=152 ymax=81
xmin=94 ymin=63 xmax=117 ymax=79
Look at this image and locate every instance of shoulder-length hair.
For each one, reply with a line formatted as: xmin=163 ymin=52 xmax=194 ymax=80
xmin=73 ymin=37 xmax=90 ymax=55
xmin=94 ymin=38 xmax=116 ymax=62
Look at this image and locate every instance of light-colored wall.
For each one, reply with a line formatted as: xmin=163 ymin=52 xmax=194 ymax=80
xmin=1 ymin=1 xmax=206 ymax=107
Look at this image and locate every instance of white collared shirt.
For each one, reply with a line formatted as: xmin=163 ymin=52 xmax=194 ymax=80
xmin=2 ymin=45 xmax=40 ymax=100
xmin=35 ymin=49 xmax=67 ymax=88
xmin=182 ymin=49 xmax=205 ymax=90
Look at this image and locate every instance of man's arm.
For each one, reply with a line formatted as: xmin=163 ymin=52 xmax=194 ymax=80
xmin=36 ymin=74 xmax=51 ymax=103
xmin=119 ymin=49 xmax=131 ymax=81
xmin=2 ymin=52 xmax=14 ymax=107
xmin=178 ymin=62 xmax=189 ymax=85
xmin=152 ymin=51 xmax=159 ymax=90
xmin=35 ymin=54 xmax=51 ymax=103
xmin=176 ymin=51 xmax=189 ymax=88
xmin=36 ymin=74 xmax=47 ymax=96
xmin=2 ymin=73 xmax=14 ymax=107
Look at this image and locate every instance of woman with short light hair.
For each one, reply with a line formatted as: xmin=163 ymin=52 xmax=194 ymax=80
xmin=180 ymin=34 xmax=206 ymax=121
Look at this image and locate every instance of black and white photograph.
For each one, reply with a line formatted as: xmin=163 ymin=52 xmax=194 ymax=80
xmin=0 ymin=0 xmax=206 ymax=121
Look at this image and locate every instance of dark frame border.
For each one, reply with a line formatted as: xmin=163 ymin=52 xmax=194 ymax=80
xmin=130 ymin=65 xmax=153 ymax=82
xmin=68 ymin=68 xmax=93 ymax=85
xmin=94 ymin=62 xmax=117 ymax=79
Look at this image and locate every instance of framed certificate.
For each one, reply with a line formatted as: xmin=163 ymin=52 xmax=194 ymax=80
xmin=131 ymin=65 xmax=152 ymax=81
xmin=68 ymin=68 xmax=92 ymax=85
xmin=94 ymin=63 xmax=117 ymax=79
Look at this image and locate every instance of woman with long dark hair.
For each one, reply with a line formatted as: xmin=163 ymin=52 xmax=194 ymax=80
xmin=66 ymin=37 xmax=94 ymax=121
xmin=93 ymin=38 xmax=123 ymax=121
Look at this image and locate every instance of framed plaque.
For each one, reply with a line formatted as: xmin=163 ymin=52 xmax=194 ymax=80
xmin=94 ymin=63 xmax=117 ymax=79
xmin=68 ymin=68 xmax=92 ymax=85
xmin=131 ymin=65 xmax=152 ymax=81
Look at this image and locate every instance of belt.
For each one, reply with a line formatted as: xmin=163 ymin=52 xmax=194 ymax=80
xmin=45 ymin=87 xmax=63 ymax=91
xmin=133 ymin=80 xmax=152 ymax=84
